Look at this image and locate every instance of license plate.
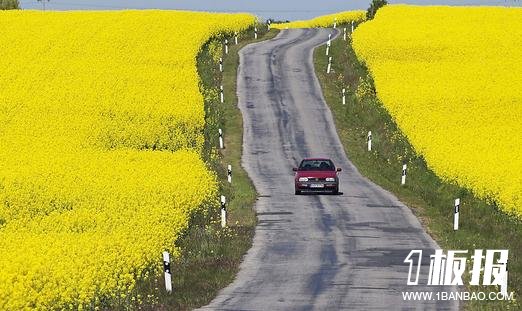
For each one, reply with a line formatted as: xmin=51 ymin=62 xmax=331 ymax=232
xmin=310 ymin=184 xmax=324 ymax=188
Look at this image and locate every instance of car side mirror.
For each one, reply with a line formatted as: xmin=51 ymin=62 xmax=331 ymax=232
xmin=336 ymin=168 xmax=342 ymax=172
xmin=292 ymin=167 xmax=298 ymax=172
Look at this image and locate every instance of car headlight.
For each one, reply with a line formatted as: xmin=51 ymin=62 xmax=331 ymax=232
xmin=325 ymin=177 xmax=336 ymax=182
xmin=298 ymin=177 xmax=309 ymax=182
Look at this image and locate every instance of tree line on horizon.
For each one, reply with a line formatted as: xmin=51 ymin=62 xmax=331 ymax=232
xmin=1 ymin=0 xmax=20 ymax=10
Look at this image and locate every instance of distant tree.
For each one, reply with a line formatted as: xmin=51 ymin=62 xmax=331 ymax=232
xmin=366 ymin=0 xmax=387 ymax=20
xmin=0 ymin=0 xmax=20 ymax=10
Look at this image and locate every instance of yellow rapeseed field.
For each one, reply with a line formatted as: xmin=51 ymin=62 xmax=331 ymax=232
xmin=273 ymin=11 xmax=366 ymax=29
xmin=0 ymin=10 xmax=255 ymax=309
xmin=353 ymin=5 xmax=522 ymax=216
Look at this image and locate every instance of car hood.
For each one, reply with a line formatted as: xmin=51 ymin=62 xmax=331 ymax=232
xmin=295 ymin=170 xmax=337 ymax=179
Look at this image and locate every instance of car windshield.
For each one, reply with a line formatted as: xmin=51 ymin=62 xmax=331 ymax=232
xmin=299 ymin=159 xmax=335 ymax=171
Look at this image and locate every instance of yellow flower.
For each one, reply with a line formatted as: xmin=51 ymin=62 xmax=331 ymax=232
xmin=0 ymin=10 xmax=255 ymax=310
xmin=353 ymin=5 xmax=522 ymax=217
xmin=273 ymin=11 xmax=366 ymax=29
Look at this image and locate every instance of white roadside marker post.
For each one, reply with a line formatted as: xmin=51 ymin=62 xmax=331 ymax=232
xmin=218 ymin=128 xmax=224 ymax=149
xmin=224 ymin=39 xmax=229 ymax=55
xmin=401 ymin=163 xmax=407 ymax=185
xmin=327 ymin=56 xmax=332 ymax=74
xmin=342 ymin=88 xmax=346 ymax=105
xmin=326 ymin=41 xmax=330 ymax=56
xmin=254 ymin=26 xmax=258 ymax=39
xmin=343 ymin=27 xmax=347 ymax=41
xmin=333 ymin=18 xmax=337 ymax=29
xmin=162 ymin=251 xmax=172 ymax=293
xmin=220 ymin=85 xmax=224 ymax=103
xmin=267 ymin=20 xmax=271 ymax=31
xmin=234 ymin=32 xmax=238 ymax=45
xmin=351 ymin=20 xmax=354 ymax=33
xmin=326 ymin=34 xmax=331 ymax=56
xmin=454 ymin=198 xmax=460 ymax=231
xmin=227 ymin=164 xmax=232 ymax=183
xmin=221 ymin=195 xmax=227 ymax=228
xmin=367 ymin=131 xmax=372 ymax=151
xmin=219 ymin=58 xmax=223 ymax=72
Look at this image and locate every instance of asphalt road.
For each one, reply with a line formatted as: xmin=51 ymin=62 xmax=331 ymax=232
xmin=200 ymin=29 xmax=458 ymax=310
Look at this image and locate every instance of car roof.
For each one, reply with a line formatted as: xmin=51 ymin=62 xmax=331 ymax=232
xmin=302 ymin=158 xmax=332 ymax=161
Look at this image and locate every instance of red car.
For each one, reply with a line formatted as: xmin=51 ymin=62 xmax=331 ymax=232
xmin=293 ymin=158 xmax=342 ymax=195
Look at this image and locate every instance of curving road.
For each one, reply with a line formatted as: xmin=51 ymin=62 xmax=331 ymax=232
xmin=200 ymin=29 xmax=458 ymax=310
